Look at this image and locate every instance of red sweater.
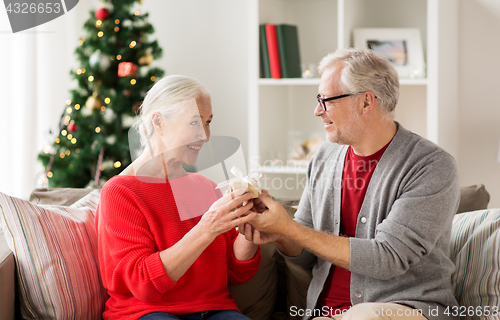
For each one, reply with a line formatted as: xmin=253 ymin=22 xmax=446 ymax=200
xmin=317 ymin=143 xmax=389 ymax=316
xmin=95 ymin=174 xmax=261 ymax=320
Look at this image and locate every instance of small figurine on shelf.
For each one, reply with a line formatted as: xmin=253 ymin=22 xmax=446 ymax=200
xmin=216 ymin=166 xmax=262 ymax=198
xmin=290 ymin=136 xmax=322 ymax=164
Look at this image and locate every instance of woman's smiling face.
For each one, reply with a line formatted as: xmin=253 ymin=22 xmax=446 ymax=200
xmin=159 ymin=93 xmax=213 ymax=166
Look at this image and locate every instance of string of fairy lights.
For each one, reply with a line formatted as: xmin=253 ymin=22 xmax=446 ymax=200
xmin=39 ymin=3 xmax=161 ymax=187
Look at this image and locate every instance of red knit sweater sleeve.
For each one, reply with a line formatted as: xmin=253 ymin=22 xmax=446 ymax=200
xmin=227 ymin=228 xmax=262 ymax=285
xmin=97 ymin=180 xmax=175 ymax=302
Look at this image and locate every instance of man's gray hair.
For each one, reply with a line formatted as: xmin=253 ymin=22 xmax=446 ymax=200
xmin=135 ymin=75 xmax=209 ymax=147
xmin=318 ymin=48 xmax=399 ymax=114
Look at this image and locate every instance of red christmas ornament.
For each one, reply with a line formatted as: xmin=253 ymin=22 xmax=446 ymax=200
xmin=95 ymin=8 xmax=110 ymax=20
xmin=68 ymin=123 xmax=78 ymax=132
xmin=124 ymin=90 xmax=130 ymax=97
xmin=118 ymin=62 xmax=138 ymax=77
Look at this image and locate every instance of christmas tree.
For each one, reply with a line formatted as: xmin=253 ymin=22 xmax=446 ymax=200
xmin=38 ymin=0 xmax=164 ymax=188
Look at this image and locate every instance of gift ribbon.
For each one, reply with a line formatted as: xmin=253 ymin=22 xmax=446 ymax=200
xmin=216 ymin=166 xmax=262 ymax=194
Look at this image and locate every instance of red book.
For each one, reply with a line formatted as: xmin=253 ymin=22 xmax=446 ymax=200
xmin=265 ymin=24 xmax=281 ymax=79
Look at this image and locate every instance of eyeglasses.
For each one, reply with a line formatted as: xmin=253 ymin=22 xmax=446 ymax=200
xmin=316 ymin=92 xmax=377 ymax=111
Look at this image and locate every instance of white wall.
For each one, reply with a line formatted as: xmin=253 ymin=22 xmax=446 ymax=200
xmin=140 ymin=0 xmax=249 ymax=154
xmin=458 ymin=0 xmax=500 ymax=208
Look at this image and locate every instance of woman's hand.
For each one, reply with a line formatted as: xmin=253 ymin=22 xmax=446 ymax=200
xmin=238 ymin=189 xmax=272 ymax=236
xmin=159 ymin=188 xmax=257 ymax=282
xmin=199 ymin=188 xmax=257 ymax=240
xmin=233 ymin=231 xmax=259 ymax=261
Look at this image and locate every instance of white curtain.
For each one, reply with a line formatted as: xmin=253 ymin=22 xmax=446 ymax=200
xmin=0 ymin=1 xmax=97 ymax=199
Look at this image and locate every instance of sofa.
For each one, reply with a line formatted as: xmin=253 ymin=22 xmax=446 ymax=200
xmin=0 ymin=185 xmax=498 ymax=320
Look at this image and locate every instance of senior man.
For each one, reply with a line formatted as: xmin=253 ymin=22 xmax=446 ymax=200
xmin=245 ymin=48 xmax=460 ymax=320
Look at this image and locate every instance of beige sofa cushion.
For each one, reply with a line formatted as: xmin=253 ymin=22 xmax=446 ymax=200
xmin=457 ymin=184 xmax=490 ymax=214
xmin=285 ymin=258 xmax=312 ymax=320
xmin=229 ymin=243 xmax=278 ymax=320
xmin=29 ymin=187 xmax=97 ymax=206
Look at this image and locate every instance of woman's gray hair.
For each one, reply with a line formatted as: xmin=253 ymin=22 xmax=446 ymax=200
xmin=134 ymin=75 xmax=209 ymax=147
xmin=318 ymin=48 xmax=399 ymax=114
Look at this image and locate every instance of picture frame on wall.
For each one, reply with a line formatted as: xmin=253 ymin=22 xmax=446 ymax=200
xmin=353 ymin=28 xmax=425 ymax=79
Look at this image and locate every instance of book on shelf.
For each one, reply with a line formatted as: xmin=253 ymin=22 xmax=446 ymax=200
xmin=259 ymin=24 xmax=302 ymax=79
xmin=276 ymin=24 xmax=302 ymax=78
xmin=265 ymin=24 xmax=282 ymax=79
xmin=259 ymin=24 xmax=271 ymax=78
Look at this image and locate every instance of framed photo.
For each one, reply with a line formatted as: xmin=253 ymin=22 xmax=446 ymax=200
xmin=353 ymin=28 xmax=425 ymax=79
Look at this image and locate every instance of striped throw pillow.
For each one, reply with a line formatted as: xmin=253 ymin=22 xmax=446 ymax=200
xmin=0 ymin=190 xmax=105 ymax=320
xmin=450 ymin=209 xmax=500 ymax=319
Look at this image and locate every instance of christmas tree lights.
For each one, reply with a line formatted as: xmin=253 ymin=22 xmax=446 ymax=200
xmin=38 ymin=0 xmax=164 ymax=188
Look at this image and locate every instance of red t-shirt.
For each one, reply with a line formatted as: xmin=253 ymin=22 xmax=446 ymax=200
xmin=95 ymin=173 xmax=261 ymax=320
xmin=317 ymin=143 xmax=389 ymax=317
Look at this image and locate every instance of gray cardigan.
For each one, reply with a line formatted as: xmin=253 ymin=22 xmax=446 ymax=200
xmin=284 ymin=123 xmax=460 ymax=320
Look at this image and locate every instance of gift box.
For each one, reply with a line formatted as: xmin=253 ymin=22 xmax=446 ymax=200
xmin=228 ymin=180 xmax=260 ymax=198
xmin=217 ymin=166 xmax=262 ymax=198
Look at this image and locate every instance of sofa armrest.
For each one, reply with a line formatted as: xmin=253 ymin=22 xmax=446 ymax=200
xmin=0 ymin=229 xmax=15 ymax=320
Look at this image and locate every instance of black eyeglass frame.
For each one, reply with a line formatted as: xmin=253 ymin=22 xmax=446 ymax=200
xmin=316 ymin=91 xmax=377 ymax=111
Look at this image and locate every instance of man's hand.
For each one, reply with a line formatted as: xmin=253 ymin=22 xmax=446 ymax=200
xmin=252 ymin=189 xmax=271 ymax=213
xmin=248 ymin=192 xmax=294 ymax=235
xmin=241 ymin=222 xmax=281 ymax=245
xmin=238 ymin=189 xmax=270 ymax=235
xmin=237 ymin=189 xmax=288 ymax=245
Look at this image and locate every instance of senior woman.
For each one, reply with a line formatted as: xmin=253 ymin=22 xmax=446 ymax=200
xmin=96 ymin=75 xmax=261 ymax=320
